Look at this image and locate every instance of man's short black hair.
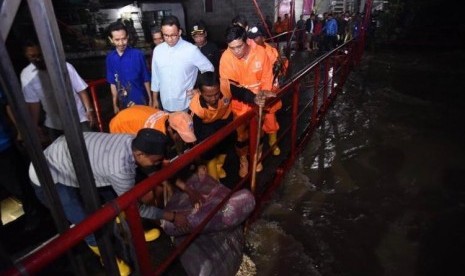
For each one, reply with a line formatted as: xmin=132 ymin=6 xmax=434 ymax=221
xmin=232 ymin=15 xmax=248 ymax=29
xmin=107 ymin=22 xmax=128 ymax=37
xmin=22 ymin=39 xmax=40 ymax=51
xmin=161 ymin=15 xmax=181 ymax=29
xmin=151 ymin=26 xmax=162 ymax=35
xmin=225 ymin=25 xmax=247 ymax=44
xmin=197 ymin=71 xmax=220 ymax=89
xmin=132 ymin=128 xmax=167 ymax=156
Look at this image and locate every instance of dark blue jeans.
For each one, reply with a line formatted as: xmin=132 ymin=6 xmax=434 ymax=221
xmin=33 ymin=183 xmax=116 ymax=246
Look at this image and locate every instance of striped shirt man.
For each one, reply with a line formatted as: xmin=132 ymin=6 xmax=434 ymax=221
xmin=29 ymin=132 xmax=164 ymax=219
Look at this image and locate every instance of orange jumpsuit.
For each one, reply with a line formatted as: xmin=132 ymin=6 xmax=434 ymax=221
xmin=219 ymin=43 xmax=276 ymax=148
xmin=109 ymin=105 xmax=168 ymax=135
xmin=274 ymin=21 xmax=286 ymax=34
xmin=264 ymin=42 xmax=289 ymax=79
xmin=189 ymin=86 xmax=232 ymax=123
xmin=189 ymin=87 xmax=234 ymax=162
xmin=282 ymin=18 xmax=291 ymax=32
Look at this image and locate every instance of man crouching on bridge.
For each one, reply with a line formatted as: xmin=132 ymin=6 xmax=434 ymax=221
xmin=28 ymin=129 xmax=189 ymax=275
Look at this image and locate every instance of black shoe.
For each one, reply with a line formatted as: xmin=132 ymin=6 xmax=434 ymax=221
xmin=22 ymin=211 xmax=41 ymax=232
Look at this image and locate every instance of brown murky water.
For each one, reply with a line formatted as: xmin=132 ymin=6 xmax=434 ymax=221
xmin=245 ymin=49 xmax=465 ymax=276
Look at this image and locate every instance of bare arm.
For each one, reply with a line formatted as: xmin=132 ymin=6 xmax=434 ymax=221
xmin=144 ymin=82 xmax=152 ymax=107
xmin=27 ymin=102 xmax=41 ymax=129
xmin=26 ymin=102 xmax=48 ymax=143
xmin=110 ymin=84 xmax=119 ymax=114
xmin=151 ymin=91 xmax=159 ymax=109
xmin=5 ymin=105 xmax=17 ymax=128
xmin=162 ymin=210 xmax=189 ymax=229
xmin=77 ymin=89 xmax=95 ymax=127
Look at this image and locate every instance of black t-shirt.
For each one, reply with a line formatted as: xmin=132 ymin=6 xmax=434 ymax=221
xmin=199 ymin=41 xmax=220 ymax=70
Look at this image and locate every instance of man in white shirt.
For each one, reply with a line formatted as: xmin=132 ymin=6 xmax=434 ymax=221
xmin=151 ymin=15 xmax=214 ymax=112
xmin=20 ymin=40 xmax=95 ymax=142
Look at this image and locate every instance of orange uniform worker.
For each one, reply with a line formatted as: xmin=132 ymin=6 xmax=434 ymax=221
xmin=109 ymin=105 xmax=196 ymax=157
xmin=109 ymin=105 xmax=203 ymax=210
xmin=247 ymin=26 xmax=290 ymax=156
xmin=282 ymin=13 xmax=291 ymax=32
xmin=190 ymin=71 xmax=274 ymax=181
xmin=189 ymin=72 xmax=233 ymax=180
xmin=273 ymin=16 xmax=286 ymax=34
xmin=110 ymin=105 xmax=167 ymax=135
xmin=219 ymin=25 xmax=274 ymax=178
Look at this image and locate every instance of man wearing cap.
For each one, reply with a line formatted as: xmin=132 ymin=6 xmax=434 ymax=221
xmin=247 ymin=26 xmax=287 ymax=156
xmin=109 ymin=105 xmax=196 ymax=143
xmin=191 ymin=21 xmax=220 ymax=70
xmin=28 ymin=129 xmax=189 ymax=274
xmin=151 ymin=15 xmax=214 ymax=112
xmin=109 ymin=105 xmax=196 ymax=157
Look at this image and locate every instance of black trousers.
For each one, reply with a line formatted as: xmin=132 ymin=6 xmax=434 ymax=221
xmin=0 ymin=145 xmax=41 ymax=220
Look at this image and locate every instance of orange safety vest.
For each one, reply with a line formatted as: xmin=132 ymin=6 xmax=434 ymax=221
xmin=264 ymin=43 xmax=289 ymax=83
xmin=282 ymin=18 xmax=290 ymax=32
xmin=259 ymin=43 xmax=284 ymax=112
xmin=109 ymin=105 xmax=168 ymax=135
xmin=219 ymin=44 xmax=273 ymax=116
xmin=264 ymin=42 xmax=279 ymax=61
xmin=274 ymin=21 xmax=285 ymax=34
xmin=189 ymin=87 xmax=232 ymax=124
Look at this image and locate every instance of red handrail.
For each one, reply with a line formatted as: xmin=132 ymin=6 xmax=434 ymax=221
xmin=86 ymin=78 xmax=107 ymax=132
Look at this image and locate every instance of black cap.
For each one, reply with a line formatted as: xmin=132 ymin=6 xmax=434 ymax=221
xmin=191 ymin=21 xmax=206 ymax=35
xmin=132 ymin=128 xmax=167 ymax=155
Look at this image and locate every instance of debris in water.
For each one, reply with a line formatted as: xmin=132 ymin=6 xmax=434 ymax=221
xmin=236 ymin=254 xmax=257 ymax=276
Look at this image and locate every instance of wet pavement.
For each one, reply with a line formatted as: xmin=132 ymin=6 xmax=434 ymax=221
xmin=244 ymin=48 xmax=465 ymax=275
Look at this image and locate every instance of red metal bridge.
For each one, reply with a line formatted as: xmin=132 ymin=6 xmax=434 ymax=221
xmin=0 ymin=0 xmax=373 ymax=275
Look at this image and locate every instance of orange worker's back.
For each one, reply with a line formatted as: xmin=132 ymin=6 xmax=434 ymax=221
xmin=109 ymin=105 xmax=168 ymax=135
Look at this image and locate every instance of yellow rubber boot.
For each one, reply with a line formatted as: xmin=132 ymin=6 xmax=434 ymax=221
xmin=239 ymin=155 xmax=249 ymax=178
xmin=207 ymin=158 xmax=219 ymax=180
xmin=115 ymin=212 xmax=126 ymax=224
xmin=216 ymin=154 xmax=227 ymax=179
xmin=116 ymin=213 xmax=160 ymax=242
xmin=88 ymin=245 xmax=101 ymax=256
xmin=88 ymin=245 xmax=132 ymax=276
xmin=144 ymin=228 xmax=161 ymax=242
xmin=268 ymin=133 xmax=281 ymax=156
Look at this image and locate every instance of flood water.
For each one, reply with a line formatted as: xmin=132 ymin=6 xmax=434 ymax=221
xmin=245 ymin=49 xmax=465 ymax=275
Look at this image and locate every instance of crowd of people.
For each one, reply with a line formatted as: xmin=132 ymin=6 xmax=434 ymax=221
xmin=1 ymin=13 xmax=291 ymax=275
xmin=271 ymin=11 xmax=363 ymax=53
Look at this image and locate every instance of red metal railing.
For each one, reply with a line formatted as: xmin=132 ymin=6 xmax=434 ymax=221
xmin=87 ymin=78 xmax=107 ymax=132
xmin=2 ymin=9 xmax=372 ymax=275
